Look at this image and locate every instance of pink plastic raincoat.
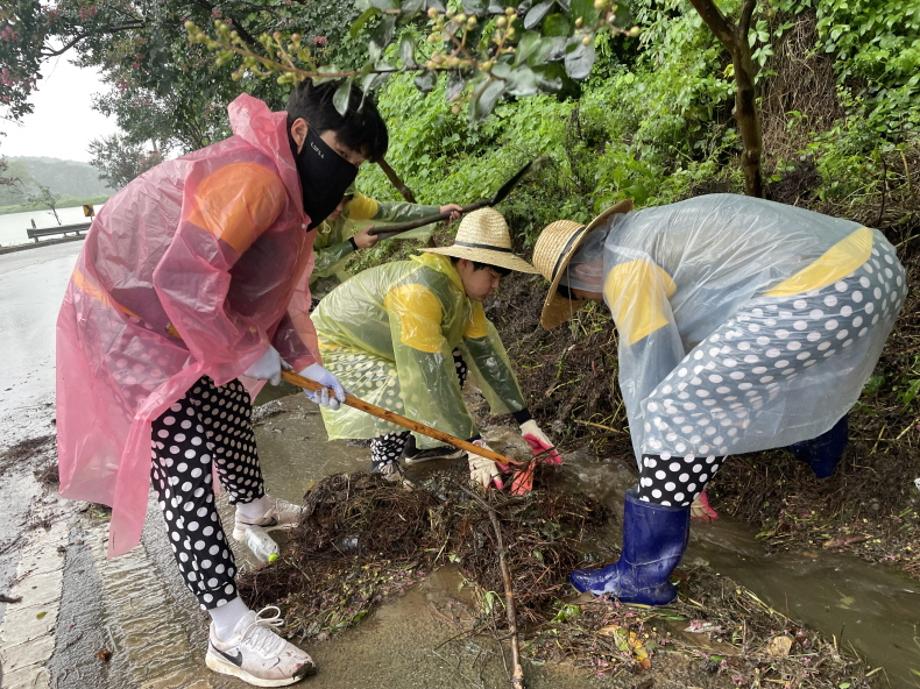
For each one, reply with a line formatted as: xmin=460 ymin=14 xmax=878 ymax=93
xmin=56 ymin=95 xmax=319 ymax=556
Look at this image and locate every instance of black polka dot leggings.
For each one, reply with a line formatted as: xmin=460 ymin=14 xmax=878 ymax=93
xmin=150 ymin=376 xmax=264 ymax=610
xmin=369 ymin=350 xmax=468 ymax=470
xmin=636 ymin=453 xmax=726 ymax=507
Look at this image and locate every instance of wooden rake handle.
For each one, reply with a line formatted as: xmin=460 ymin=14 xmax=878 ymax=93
xmin=281 ymin=370 xmax=525 ymax=468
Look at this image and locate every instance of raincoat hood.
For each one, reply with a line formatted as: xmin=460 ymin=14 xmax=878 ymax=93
xmin=229 ymin=94 xmax=305 ymax=222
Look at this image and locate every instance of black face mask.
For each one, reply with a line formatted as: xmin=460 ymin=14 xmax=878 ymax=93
xmin=291 ymin=127 xmax=358 ymax=229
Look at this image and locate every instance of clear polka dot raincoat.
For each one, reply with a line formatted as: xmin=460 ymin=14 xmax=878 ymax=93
xmin=563 ymin=194 xmax=907 ymax=463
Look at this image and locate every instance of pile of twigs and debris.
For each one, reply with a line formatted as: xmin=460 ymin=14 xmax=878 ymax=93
xmin=238 ymin=463 xmax=610 ymax=639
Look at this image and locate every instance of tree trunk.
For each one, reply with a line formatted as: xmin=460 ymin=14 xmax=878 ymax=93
xmin=731 ymin=45 xmax=764 ymax=197
xmin=686 ymin=0 xmax=765 ymax=197
xmin=377 ymin=158 xmax=417 ymax=203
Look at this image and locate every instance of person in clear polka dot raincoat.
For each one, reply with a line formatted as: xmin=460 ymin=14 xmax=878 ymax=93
xmin=531 ymin=193 xmax=907 ymax=606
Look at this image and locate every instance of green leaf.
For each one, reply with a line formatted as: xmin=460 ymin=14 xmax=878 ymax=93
xmin=899 ymin=378 xmax=920 ymax=406
xmin=508 ymin=65 xmax=540 ymax=96
xmin=515 ymin=31 xmax=543 ymax=66
xmin=399 ymin=36 xmax=417 ymax=67
xmin=542 ymin=13 xmax=572 ymax=36
xmin=533 ymin=63 xmax=564 ymax=91
xmin=524 ymin=1 xmax=555 ymax=30
xmin=415 ymin=70 xmax=437 ymax=92
xmin=370 ymin=15 xmax=396 ymax=53
xmin=483 ymin=589 xmax=500 ymax=614
xmin=552 ymin=603 xmax=581 ymax=622
xmin=471 ymin=77 xmax=506 ymax=119
xmin=350 ymin=7 xmax=380 ymax=38
xmin=333 ymin=79 xmax=353 ymax=115
xmin=445 ymin=73 xmax=466 ymax=101
xmin=462 ymin=0 xmax=488 ymax=12
xmin=564 ymin=39 xmax=595 ymax=79
xmin=571 ymin=0 xmax=599 ymax=25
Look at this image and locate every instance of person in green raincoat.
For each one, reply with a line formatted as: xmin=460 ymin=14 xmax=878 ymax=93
xmin=309 ymin=185 xmax=462 ymax=299
xmin=311 ymin=207 xmax=562 ymax=488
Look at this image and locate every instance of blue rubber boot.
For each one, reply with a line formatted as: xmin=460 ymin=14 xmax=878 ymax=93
xmin=788 ymin=415 xmax=848 ymax=479
xmin=570 ymin=490 xmax=690 ymax=605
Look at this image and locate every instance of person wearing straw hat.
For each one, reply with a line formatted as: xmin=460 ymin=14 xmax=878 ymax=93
xmin=311 ymin=207 xmax=561 ymax=487
xmin=531 ymin=193 xmax=906 ymax=605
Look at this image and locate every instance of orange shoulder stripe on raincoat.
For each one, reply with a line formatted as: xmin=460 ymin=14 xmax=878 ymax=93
xmin=185 ymin=161 xmax=288 ymax=254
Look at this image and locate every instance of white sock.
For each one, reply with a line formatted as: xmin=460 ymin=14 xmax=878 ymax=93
xmin=235 ymin=495 xmax=270 ymax=522
xmin=209 ymin=597 xmax=250 ymax=641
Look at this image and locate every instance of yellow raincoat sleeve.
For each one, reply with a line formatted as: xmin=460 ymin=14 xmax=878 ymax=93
xmin=311 ymin=217 xmax=356 ymax=281
xmin=384 ymin=280 xmax=476 ymax=440
xmin=458 ymin=301 xmax=526 ymax=415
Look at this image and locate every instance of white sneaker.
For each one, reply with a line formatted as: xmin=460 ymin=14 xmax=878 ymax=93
xmin=233 ymin=496 xmax=303 ymax=542
xmin=206 ymin=606 xmax=316 ymax=687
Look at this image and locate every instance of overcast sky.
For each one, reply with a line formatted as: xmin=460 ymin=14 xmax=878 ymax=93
xmin=0 ymin=56 xmax=118 ymax=163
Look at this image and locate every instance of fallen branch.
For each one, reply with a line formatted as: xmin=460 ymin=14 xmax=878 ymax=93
xmin=460 ymin=485 xmax=526 ymax=689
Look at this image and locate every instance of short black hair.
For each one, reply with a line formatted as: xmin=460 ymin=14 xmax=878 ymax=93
xmin=449 ymin=256 xmax=511 ymax=276
xmin=286 ymin=80 xmax=388 ymax=163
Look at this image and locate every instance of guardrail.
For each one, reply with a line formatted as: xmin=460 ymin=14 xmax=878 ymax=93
xmin=26 ymin=221 xmax=92 ymax=243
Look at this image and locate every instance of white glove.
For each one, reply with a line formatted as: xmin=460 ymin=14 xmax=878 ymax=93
xmin=298 ymin=363 xmax=346 ymax=410
xmin=244 ymin=346 xmax=282 ymax=385
xmin=467 ymin=439 xmax=504 ymax=491
xmin=520 ymin=419 xmax=563 ymax=465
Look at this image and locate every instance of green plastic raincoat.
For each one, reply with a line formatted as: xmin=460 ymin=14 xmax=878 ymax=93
xmin=311 ymin=253 xmax=525 ymax=445
xmin=311 ymin=192 xmax=439 ymax=291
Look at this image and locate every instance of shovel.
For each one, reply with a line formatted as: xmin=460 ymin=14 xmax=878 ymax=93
xmin=366 ymin=161 xmax=533 ymax=239
xmin=281 ymin=370 xmax=529 ymax=475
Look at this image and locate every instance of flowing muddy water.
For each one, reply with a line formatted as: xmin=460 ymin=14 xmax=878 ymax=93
xmin=567 ymin=455 xmax=920 ymax=688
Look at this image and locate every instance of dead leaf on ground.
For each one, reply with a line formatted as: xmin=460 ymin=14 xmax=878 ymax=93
xmin=766 ymin=634 xmax=794 ymax=658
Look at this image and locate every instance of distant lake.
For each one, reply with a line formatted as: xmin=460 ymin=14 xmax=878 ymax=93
xmin=0 ymin=206 xmax=100 ymax=248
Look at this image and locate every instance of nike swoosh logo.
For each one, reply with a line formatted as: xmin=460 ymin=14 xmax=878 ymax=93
xmin=211 ymin=643 xmax=243 ymax=667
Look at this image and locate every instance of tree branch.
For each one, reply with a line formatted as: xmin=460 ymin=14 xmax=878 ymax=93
xmin=739 ymin=0 xmax=757 ymax=38
xmin=40 ymin=22 xmax=146 ymax=57
xmin=686 ymin=0 xmax=736 ymax=48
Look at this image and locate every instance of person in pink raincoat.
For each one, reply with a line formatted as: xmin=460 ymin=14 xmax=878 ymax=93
xmin=55 ymin=80 xmax=388 ymax=687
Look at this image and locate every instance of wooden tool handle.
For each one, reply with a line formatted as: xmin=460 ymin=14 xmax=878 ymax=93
xmin=281 ymin=370 xmax=525 ymax=467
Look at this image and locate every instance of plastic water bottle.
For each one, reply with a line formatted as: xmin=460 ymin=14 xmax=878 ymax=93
xmin=239 ymin=525 xmax=280 ymax=564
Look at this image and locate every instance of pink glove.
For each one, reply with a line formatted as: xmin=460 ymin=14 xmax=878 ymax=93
xmin=690 ymin=489 xmax=719 ymax=521
xmin=520 ymin=420 xmax=563 ymax=465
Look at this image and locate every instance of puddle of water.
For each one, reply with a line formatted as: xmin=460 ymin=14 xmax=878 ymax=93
xmin=694 ymin=525 xmax=920 ymax=687
xmin=567 ymin=454 xmax=920 ymax=687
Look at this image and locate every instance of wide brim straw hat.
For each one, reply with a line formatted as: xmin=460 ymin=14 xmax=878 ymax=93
xmin=531 ymin=199 xmax=634 ymax=330
xmin=425 ymin=207 xmax=538 ymax=274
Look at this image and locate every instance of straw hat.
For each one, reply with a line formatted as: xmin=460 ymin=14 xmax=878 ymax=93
xmin=425 ymin=207 xmax=538 ymax=274
xmin=531 ymin=199 xmax=634 ymax=330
